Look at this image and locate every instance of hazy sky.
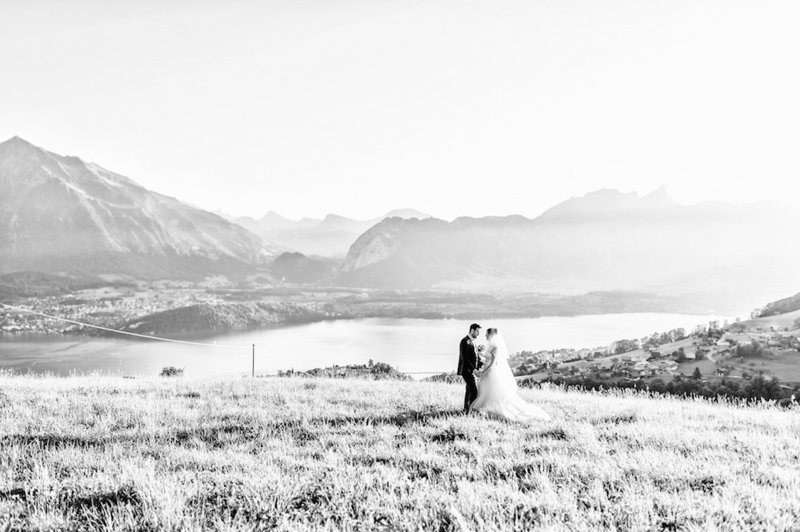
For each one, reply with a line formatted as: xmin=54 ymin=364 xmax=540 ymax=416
xmin=2 ymin=1 xmax=798 ymax=220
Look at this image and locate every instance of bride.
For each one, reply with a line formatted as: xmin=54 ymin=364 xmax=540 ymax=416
xmin=470 ymin=328 xmax=550 ymax=422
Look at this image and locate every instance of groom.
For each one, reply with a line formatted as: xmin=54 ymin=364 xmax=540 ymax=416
xmin=457 ymin=323 xmax=484 ymax=413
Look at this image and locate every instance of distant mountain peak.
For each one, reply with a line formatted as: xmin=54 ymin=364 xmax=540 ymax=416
xmin=2 ymin=135 xmax=29 ymax=145
xmin=0 ymin=138 xmax=275 ymax=278
xmin=0 ymin=135 xmax=43 ymax=155
xmin=645 ymin=184 xmax=669 ymax=197
xmin=572 ymin=186 xmax=674 ymax=203
xmin=641 ymin=185 xmax=675 ymax=204
xmin=383 ymin=208 xmax=430 ymax=219
xmin=259 ymin=210 xmax=292 ymax=223
xmin=322 ymin=213 xmax=351 ymax=222
xmin=583 ymin=187 xmax=635 ymax=198
xmin=537 ymin=186 xmax=680 ymax=223
xmin=240 ymin=208 xmax=431 ymax=257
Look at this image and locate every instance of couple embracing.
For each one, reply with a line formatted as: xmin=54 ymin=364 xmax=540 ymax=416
xmin=458 ymin=323 xmax=550 ymax=422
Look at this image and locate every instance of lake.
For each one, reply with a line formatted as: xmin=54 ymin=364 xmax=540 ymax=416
xmin=0 ymin=313 xmax=728 ymax=378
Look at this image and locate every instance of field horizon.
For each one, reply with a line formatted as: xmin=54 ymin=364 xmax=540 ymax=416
xmin=1 ymin=373 xmax=799 ymax=531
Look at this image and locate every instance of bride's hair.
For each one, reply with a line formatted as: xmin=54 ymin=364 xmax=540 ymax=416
xmin=487 ymin=328 xmax=498 ymax=336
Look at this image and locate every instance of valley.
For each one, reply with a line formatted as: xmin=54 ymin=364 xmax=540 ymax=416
xmin=1 ymin=135 xmax=798 ymax=390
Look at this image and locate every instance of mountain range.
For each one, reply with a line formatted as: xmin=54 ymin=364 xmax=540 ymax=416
xmin=224 ymin=208 xmax=430 ymax=257
xmin=339 ymin=187 xmax=800 ymax=308
xmin=0 ymin=137 xmax=276 ymax=280
xmin=3 ymin=137 xmax=798 ymax=311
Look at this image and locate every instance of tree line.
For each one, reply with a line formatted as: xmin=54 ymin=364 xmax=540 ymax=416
xmin=527 ymin=373 xmax=795 ymax=403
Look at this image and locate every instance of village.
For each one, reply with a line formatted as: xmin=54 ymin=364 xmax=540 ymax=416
xmin=511 ymin=316 xmax=800 ymax=387
xmin=0 ymin=282 xmax=225 ymax=334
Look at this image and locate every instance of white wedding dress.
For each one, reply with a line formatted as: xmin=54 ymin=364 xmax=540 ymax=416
xmin=470 ymin=334 xmax=550 ymax=422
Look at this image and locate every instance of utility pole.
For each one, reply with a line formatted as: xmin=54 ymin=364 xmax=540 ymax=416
xmin=251 ymin=344 xmax=255 ymax=378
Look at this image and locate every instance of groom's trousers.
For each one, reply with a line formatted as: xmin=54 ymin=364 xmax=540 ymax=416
xmin=462 ymin=373 xmax=478 ymax=412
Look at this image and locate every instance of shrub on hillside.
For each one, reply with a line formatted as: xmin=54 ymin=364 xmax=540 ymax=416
xmin=536 ymin=373 xmax=789 ymax=403
xmin=298 ymin=362 xmax=410 ymax=381
xmin=423 ymin=373 xmax=462 ymax=384
xmin=736 ymin=342 xmax=771 ymax=358
xmin=160 ymin=366 xmax=184 ymax=377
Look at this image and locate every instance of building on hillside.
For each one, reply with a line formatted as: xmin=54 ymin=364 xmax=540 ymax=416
xmin=595 ymin=359 xmax=615 ymax=370
xmin=646 ymin=347 xmax=663 ymax=358
xmin=656 ymin=361 xmax=679 ymax=372
xmin=631 ymin=360 xmax=656 ymax=378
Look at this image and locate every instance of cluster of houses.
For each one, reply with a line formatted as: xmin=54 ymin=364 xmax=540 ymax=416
xmin=515 ymin=318 xmax=800 ymax=384
xmin=724 ymin=328 xmax=800 ymax=354
xmin=765 ymin=331 xmax=800 ymax=351
xmin=0 ymin=287 xmax=221 ymax=334
xmin=553 ymin=356 xmax=680 ymax=381
xmin=614 ymin=358 xmax=678 ymax=379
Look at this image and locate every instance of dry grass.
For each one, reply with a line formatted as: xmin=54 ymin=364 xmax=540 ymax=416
xmin=1 ymin=373 xmax=799 ymax=531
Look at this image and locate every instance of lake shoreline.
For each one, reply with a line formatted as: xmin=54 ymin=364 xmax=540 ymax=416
xmin=2 ymin=286 xmax=751 ymax=337
xmin=0 ymin=313 xmax=730 ymax=378
xmin=2 ymin=308 xmax=734 ymax=343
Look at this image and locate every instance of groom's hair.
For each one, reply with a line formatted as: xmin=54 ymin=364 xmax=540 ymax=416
xmin=469 ymin=323 xmax=481 ymax=332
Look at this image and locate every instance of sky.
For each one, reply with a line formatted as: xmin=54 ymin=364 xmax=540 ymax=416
xmin=2 ymin=0 xmax=799 ymax=220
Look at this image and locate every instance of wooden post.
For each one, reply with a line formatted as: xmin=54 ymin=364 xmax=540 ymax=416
xmin=251 ymin=344 xmax=255 ymax=378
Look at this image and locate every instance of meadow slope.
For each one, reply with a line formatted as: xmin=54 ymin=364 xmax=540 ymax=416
xmin=0 ymin=374 xmax=799 ymax=531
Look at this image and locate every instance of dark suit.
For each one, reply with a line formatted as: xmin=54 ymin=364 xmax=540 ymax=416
xmin=457 ymin=335 xmax=483 ymax=412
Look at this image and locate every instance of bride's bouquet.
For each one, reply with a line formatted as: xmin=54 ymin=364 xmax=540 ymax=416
xmin=476 ymin=343 xmax=487 ymax=365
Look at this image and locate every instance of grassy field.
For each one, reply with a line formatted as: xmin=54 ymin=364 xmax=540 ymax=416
xmin=1 ymin=374 xmax=799 ymax=531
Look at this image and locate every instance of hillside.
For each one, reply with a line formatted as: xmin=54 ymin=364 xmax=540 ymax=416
xmin=506 ymin=300 xmax=800 ymax=402
xmin=0 ymin=271 xmax=119 ymax=297
xmin=0 ymin=137 xmax=277 ymax=280
xmin=116 ymin=302 xmax=328 ymax=336
xmin=758 ymin=291 xmax=800 ymax=318
xmin=0 ymin=375 xmax=797 ymax=530
xmin=736 ymin=309 xmax=800 ymax=334
xmin=269 ymin=252 xmax=337 ymax=284
xmin=338 ymin=188 xmax=800 ymax=309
